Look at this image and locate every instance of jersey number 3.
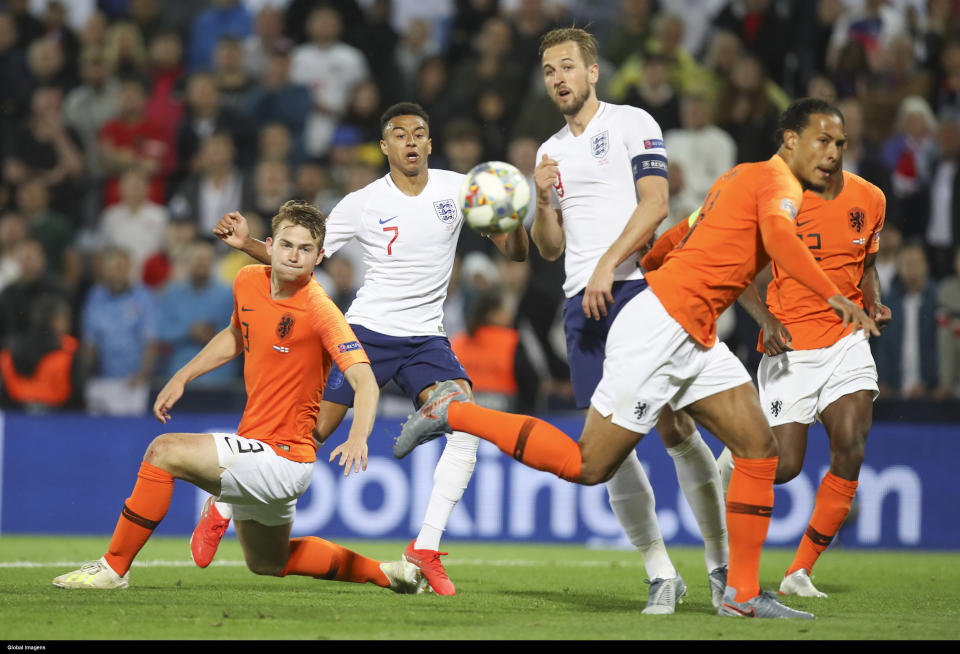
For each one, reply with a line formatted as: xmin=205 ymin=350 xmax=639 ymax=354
xmin=383 ymin=226 xmax=399 ymax=255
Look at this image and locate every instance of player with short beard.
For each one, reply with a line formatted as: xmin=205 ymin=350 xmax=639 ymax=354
xmin=529 ymin=27 xmax=729 ymax=614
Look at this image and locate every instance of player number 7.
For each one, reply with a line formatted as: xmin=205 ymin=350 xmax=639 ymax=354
xmin=383 ymin=226 xmax=399 ymax=255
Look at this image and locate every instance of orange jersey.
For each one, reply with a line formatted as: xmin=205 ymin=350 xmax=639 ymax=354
xmin=231 ymin=265 xmax=369 ymax=462
xmin=646 ymin=155 xmax=839 ymax=347
xmin=641 ymin=209 xmax=696 ymax=272
xmin=761 ymin=171 xmax=885 ymax=351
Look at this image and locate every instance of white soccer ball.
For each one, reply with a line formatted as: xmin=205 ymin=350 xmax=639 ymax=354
xmin=458 ymin=161 xmax=530 ymax=235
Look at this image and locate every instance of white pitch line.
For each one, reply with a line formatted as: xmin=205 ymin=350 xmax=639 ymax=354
xmin=0 ymin=558 xmax=646 ymax=569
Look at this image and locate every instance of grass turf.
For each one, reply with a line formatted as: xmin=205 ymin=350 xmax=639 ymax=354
xmin=0 ymin=535 xmax=958 ymax=640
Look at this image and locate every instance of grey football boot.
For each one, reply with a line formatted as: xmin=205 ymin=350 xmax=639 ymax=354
xmin=393 ymin=380 xmax=468 ymax=459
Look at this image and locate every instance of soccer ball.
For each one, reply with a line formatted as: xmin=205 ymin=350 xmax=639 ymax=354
xmin=458 ymin=161 xmax=530 ymax=235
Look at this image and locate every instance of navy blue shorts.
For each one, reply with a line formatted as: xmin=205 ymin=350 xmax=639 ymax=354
xmin=323 ymin=324 xmax=471 ymax=408
xmin=563 ymin=278 xmax=649 ymax=409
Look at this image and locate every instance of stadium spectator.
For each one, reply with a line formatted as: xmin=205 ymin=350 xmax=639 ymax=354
xmin=175 ymin=72 xmax=256 ymax=182
xmin=862 ymin=34 xmax=933 ymax=144
xmin=0 ymin=238 xmax=71 ymax=345
xmin=155 ymin=238 xmax=237 ymax=383
xmin=98 ymin=75 xmax=171 ymax=208
xmin=934 ymin=248 xmax=960 ymax=400
xmin=322 ymin=254 xmax=358 ymax=315
xmin=256 ymin=122 xmax=295 ymax=166
xmin=187 ymin=0 xmax=253 ymax=72
xmin=293 ymin=160 xmax=339 ymax=213
xmin=837 ymin=97 xmax=892 ymax=199
xmin=664 ymin=92 xmax=737 ymax=225
xmin=600 ymin=0 xmax=656 ymax=68
xmin=3 ymin=85 xmax=84 ymax=217
xmin=16 ymin=177 xmax=73 ymax=276
xmin=290 ymin=4 xmax=370 ymax=157
xmin=247 ymin=159 xmax=293 ymax=219
xmin=0 ymin=10 xmax=31 ymax=123
xmin=213 ymin=36 xmax=255 ymax=111
xmin=24 ymin=32 xmax=75 ymax=95
xmin=448 ymin=15 xmax=527 ymax=118
xmin=80 ymin=246 xmax=158 ymax=415
xmin=127 ymin=0 xmax=166 ymax=47
xmin=169 ymin=132 xmax=253 ymax=235
xmin=875 ymin=242 xmax=939 ymax=399
xmin=243 ymin=6 xmax=290 ymax=80
xmin=447 ymin=0 xmax=500 ymax=69
xmin=142 ymin=30 xmax=186 ymax=150
xmin=925 ymin=113 xmax=960 ymax=279
xmin=931 ymin=38 xmax=960 ymax=116
xmin=5 ymin=0 xmax=43 ymax=50
xmin=241 ymin=49 xmax=312 ymax=164
xmin=717 ymin=53 xmax=785 ymax=163
xmin=412 ymin=55 xmax=457 ymax=133
xmin=826 ymin=0 xmax=908 ymax=73
xmin=875 ymin=225 xmax=903 ymax=295
xmin=882 ymin=95 xmax=938 ymax=240
xmin=0 ymin=293 xmax=80 ymax=411
xmin=714 ymin=0 xmax=791 ymax=86
xmin=395 ymin=18 xmax=441 ymax=99
xmin=504 ymin=0 xmax=557 ymax=76
xmin=63 ymin=47 xmax=121 ymax=183
xmin=618 ymin=52 xmax=683 ymax=134
xmin=96 ymin=169 xmax=169 ymax=283
xmin=103 ymin=21 xmax=147 ymax=78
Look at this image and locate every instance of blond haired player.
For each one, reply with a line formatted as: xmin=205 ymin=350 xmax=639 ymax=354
xmin=395 ymin=98 xmax=880 ymax=619
xmin=53 ymin=201 xmax=425 ymax=594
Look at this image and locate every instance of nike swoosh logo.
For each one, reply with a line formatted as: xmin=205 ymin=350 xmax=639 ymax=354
xmin=379 ymin=216 xmax=398 ymax=225
xmin=795 ymin=219 xmax=814 ymax=227
xmin=241 ymin=306 xmax=254 ymax=312
xmin=722 ymin=602 xmax=756 ymax=617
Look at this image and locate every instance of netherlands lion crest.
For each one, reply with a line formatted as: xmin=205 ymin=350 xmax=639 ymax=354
xmin=276 ymin=313 xmax=295 ymax=339
xmin=848 ymin=207 xmax=865 ymax=233
xmin=591 ymin=130 xmax=609 ymax=159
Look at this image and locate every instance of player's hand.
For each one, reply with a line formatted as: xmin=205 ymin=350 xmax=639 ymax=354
xmin=761 ymin=315 xmax=793 ymax=355
xmin=153 ymin=376 xmax=186 ymax=424
xmin=827 ymin=294 xmax=880 ymax=337
xmin=534 ymin=154 xmax=559 ymax=206
xmin=583 ymin=257 xmax=616 ymax=320
xmin=869 ymin=303 xmax=892 ymax=332
xmin=329 ymin=438 xmax=368 ymax=476
xmin=212 ymin=211 xmax=250 ymax=250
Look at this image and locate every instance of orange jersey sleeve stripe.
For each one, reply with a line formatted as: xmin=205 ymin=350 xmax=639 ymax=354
xmin=641 ymin=208 xmax=696 ymax=272
xmin=760 ymin=172 xmax=886 ymax=351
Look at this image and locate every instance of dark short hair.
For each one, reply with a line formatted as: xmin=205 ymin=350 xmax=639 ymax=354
xmin=776 ymin=97 xmax=845 ymax=145
xmin=380 ymin=102 xmax=430 ymax=135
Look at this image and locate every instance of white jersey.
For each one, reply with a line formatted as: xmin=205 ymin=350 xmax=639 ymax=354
xmin=323 ymin=169 xmax=464 ymax=337
xmin=537 ymin=102 xmax=669 ymax=298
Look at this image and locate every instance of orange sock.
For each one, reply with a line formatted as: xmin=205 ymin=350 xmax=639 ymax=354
xmin=280 ymin=537 xmax=389 ymax=586
xmin=726 ymin=455 xmax=777 ymax=602
xmin=447 ymin=402 xmax=582 ymax=482
xmin=786 ymin=472 xmax=858 ymax=577
xmin=104 ymin=461 xmax=175 ymax=576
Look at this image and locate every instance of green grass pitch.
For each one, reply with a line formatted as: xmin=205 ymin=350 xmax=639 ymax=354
xmin=1 ymin=535 xmax=958 ymax=640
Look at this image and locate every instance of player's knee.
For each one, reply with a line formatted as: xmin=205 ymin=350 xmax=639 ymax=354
xmin=775 ymin=454 xmax=803 ymax=484
xmin=578 ymin=460 xmax=615 ymax=486
xmin=246 ymin=560 xmax=285 ymax=577
xmin=143 ymin=433 xmax=176 ymax=469
xmin=831 ymin=436 xmax=866 ymax=478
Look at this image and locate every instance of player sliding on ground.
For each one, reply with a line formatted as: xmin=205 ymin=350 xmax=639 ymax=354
xmin=53 ymin=201 xmax=426 ymax=594
xmin=198 ymin=102 xmax=528 ymax=596
xmin=394 ymin=98 xmax=880 ymax=619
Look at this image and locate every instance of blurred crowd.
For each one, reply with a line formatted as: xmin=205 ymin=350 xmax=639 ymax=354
xmin=1 ymin=0 xmax=959 ymax=416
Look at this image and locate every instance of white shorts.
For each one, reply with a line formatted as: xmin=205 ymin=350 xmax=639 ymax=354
xmin=757 ymin=330 xmax=879 ymax=427
xmin=591 ymin=289 xmax=752 ymax=433
xmin=212 ymin=433 xmax=314 ymax=526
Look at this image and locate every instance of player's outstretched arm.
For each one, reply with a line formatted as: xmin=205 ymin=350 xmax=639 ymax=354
xmin=860 ymin=253 xmax=892 ymax=331
xmin=736 ymin=267 xmax=793 ymax=355
xmin=328 ymin=362 xmax=378 ymax=476
xmin=213 ymin=211 xmax=270 ymax=264
xmin=583 ymin=175 xmax=669 ymax=319
xmin=530 ymin=154 xmax=565 ymax=260
xmin=153 ymin=325 xmax=244 ymax=423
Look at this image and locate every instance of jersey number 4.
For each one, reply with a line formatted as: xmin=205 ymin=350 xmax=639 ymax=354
xmin=383 ymin=226 xmax=399 ymax=255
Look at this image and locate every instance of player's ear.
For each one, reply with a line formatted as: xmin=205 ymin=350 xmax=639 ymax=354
xmin=783 ymin=129 xmax=799 ymax=151
xmin=265 ymin=236 xmax=274 ymax=257
xmin=380 ymin=139 xmax=388 ymax=156
xmin=427 ymin=137 xmax=432 ymax=156
xmin=314 ymin=248 xmax=325 ymax=267
xmin=588 ymin=62 xmax=599 ymax=85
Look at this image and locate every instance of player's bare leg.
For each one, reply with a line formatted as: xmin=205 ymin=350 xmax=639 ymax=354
xmin=658 ymin=407 xmax=728 ymax=607
xmin=404 ymin=378 xmax=477 ymax=596
xmin=235 ymin=518 xmax=425 ymax=593
xmin=771 ymin=423 xmax=812 ymax=484
xmin=314 ymin=400 xmax=351 ymax=446
xmin=55 ymin=433 xmax=223 ymax=588
xmin=781 ymin=390 xmax=873 ymax=598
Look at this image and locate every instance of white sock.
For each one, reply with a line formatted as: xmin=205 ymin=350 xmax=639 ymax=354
xmin=414 ymin=431 xmax=478 ymax=551
xmin=214 ymin=500 xmax=233 ymax=520
xmin=605 ymin=450 xmax=677 ymax=580
xmin=716 ymin=446 xmax=735 ymax=496
xmin=666 ymin=428 xmax=728 ymax=573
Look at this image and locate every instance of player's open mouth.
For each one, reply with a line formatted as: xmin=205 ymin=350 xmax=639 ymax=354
xmin=406 ymin=151 xmax=419 ymax=162
xmin=557 ymin=87 xmax=570 ymax=99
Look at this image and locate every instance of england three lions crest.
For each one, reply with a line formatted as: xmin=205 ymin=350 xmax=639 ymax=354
xmin=591 ymin=131 xmax=609 ymax=159
xmin=434 ymin=199 xmax=457 ymax=224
